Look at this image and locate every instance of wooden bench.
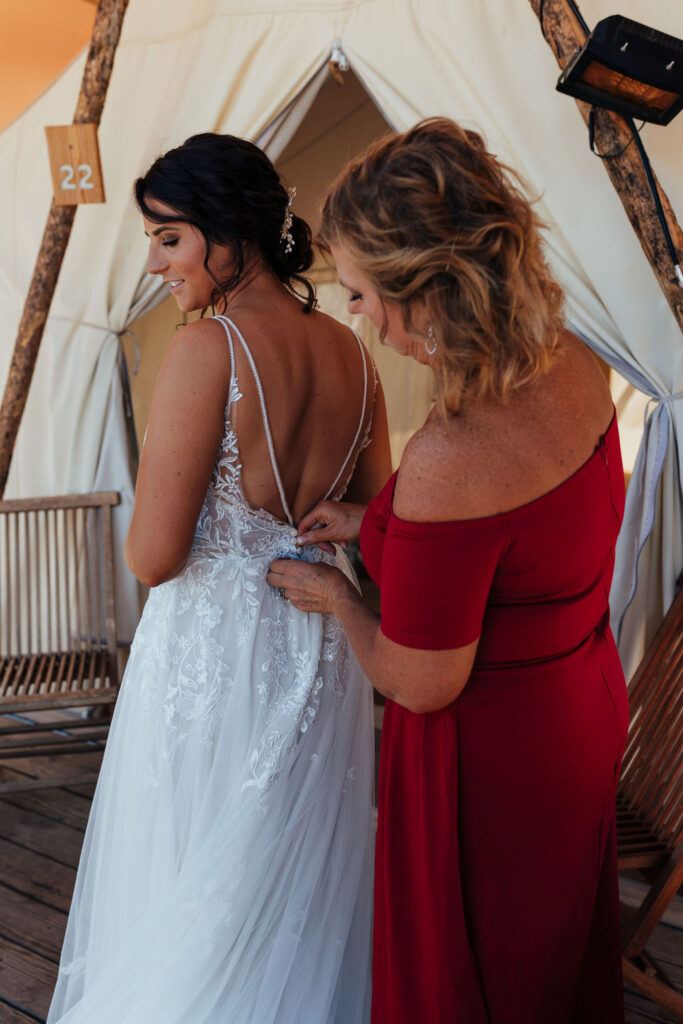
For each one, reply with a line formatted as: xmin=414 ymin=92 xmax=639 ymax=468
xmin=0 ymin=492 xmax=120 ymax=792
xmin=617 ymin=572 xmax=683 ymax=1019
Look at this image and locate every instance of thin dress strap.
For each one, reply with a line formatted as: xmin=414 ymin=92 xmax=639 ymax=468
xmin=322 ymin=331 xmax=369 ymax=501
xmin=217 ymin=315 xmax=295 ymax=527
xmin=212 ymin=314 xmax=237 ymax=391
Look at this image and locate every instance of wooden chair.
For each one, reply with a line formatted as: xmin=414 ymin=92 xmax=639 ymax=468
xmin=617 ymin=572 xmax=683 ymax=1020
xmin=0 ymin=492 xmax=120 ymax=793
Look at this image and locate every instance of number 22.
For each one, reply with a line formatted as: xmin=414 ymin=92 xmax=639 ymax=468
xmin=59 ymin=164 xmax=94 ymax=190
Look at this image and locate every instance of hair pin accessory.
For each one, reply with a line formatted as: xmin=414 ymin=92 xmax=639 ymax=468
xmin=280 ymin=186 xmax=296 ymax=253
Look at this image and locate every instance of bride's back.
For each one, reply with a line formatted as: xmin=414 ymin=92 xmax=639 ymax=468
xmin=128 ymin=133 xmax=390 ymax=588
xmin=218 ymin=297 xmax=375 ymax=524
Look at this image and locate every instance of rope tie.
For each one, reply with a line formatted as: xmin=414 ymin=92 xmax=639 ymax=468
xmin=48 ymin=315 xmax=141 ymax=375
xmin=644 ymin=389 xmax=683 ymax=425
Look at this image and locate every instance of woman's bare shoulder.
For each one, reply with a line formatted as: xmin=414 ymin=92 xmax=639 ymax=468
xmin=153 ymin=317 xmax=231 ymax=405
xmin=308 ymin=306 xmax=368 ymax=354
xmin=542 ymin=329 xmax=614 ymax=436
xmin=393 ymin=330 xmax=616 ymax=525
xmin=161 ymin=317 xmax=231 ymax=364
xmin=393 ymin=417 xmax=473 ymax=523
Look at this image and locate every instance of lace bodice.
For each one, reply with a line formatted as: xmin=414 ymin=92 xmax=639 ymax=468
xmin=191 ymin=314 xmax=376 ymax=569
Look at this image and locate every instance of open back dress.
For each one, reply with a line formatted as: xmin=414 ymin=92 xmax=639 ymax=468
xmin=47 ymin=315 xmax=376 ymax=1024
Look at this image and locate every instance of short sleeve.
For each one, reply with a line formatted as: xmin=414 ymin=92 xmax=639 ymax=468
xmin=379 ymin=515 xmax=509 ymax=650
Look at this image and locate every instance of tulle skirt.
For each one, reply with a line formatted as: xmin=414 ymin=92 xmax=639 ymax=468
xmin=47 ymin=551 xmax=374 ymax=1023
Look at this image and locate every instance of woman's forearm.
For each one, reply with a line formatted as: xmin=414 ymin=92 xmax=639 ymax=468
xmin=333 ymin=580 xmax=476 ymax=713
xmin=334 ymin=586 xmax=387 ymax=693
xmin=267 ymin=558 xmax=476 ymax=713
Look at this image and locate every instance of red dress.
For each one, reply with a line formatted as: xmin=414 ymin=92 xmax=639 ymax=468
xmin=360 ymin=413 xmax=628 ymax=1024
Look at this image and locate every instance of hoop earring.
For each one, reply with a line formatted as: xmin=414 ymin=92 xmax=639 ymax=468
xmin=425 ymin=325 xmax=437 ymax=356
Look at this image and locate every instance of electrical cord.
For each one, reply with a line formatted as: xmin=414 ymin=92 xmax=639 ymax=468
xmin=588 ymin=108 xmax=645 ymax=158
xmin=630 ymin=120 xmax=683 ymax=284
xmin=590 ymin=114 xmax=682 ymax=287
xmin=566 ymin=0 xmax=590 ymax=36
xmin=539 ymin=0 xmax=589 ymax=42
xmin=539 ymin=0 xmax=682 ymax=286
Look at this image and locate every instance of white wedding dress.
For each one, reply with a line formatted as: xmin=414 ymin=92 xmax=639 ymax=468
xmin=47 ymin=316 xmax=375 ymax=1024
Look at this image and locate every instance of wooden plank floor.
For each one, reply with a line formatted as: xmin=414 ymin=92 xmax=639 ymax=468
xmin=0 ymin=745 xmax=682 ymax=1022
xmin=0 ymin=746 xmax=102 ymax=1023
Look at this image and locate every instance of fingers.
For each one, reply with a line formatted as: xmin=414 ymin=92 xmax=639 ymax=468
xmin=266 ymin=559 xmax=343 ymax=616
xmin=298 ymin=502 xmax=366 ymax=548
xmin=266 ymin=560 xmax=290 ymax=586
xmin=297 ymin=502 xmax=335 ymax=535
xmin=267 ymin=558 xmax=316 ymax=590
xmin=296 ymin=525 xmax=337 ymax=549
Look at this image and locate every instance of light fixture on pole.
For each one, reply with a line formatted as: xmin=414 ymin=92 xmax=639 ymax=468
xmin=556 ymin=16 xmax=683 ymax=125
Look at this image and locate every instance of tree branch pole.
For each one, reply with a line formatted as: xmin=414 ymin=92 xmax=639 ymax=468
xmin=0 ymin=0 xmax=130 ymax=498
xmin=527 ymin=0 xmax=683 ymax=333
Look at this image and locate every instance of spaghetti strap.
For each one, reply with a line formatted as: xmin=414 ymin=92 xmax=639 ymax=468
xmin=215 ymin=315 xmax=295 ymax=527
xmin=322 ymin=331 xmax=369 ymax=501
xmin=212 ymin=316 xmax=370 ymax=523
xmin=212 ymin=315 xmax=237 ymax=400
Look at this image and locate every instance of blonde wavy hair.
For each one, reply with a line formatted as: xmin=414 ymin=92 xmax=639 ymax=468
xmin=318 ymin=118 xmax=565 ymax=415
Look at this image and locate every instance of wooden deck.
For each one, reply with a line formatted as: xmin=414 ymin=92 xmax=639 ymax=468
xmin=0 ymin=745 xmax=682 ymax=1023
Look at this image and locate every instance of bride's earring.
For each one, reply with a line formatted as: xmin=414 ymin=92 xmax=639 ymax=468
xmin=425 ymin=325 xmax=437 ymax=356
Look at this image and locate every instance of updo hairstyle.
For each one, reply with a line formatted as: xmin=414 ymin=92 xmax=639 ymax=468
xmin=135 ymin=133 xmax=316 ymax=312
xmin=318 ymin=118 xmax=564 ymax=415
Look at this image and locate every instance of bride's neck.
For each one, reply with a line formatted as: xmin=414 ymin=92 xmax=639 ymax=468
xmin=217 ymin=260 xmax=293 ymax=316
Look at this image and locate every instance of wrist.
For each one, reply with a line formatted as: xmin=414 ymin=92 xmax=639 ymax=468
xmin=346 ymin=504 xmax=367 ymax=541
xmin=332 ymin=574 xmax=361 ymax=618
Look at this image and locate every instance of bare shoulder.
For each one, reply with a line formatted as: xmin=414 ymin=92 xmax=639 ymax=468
xmin=149 ymin=319 xmax=231 ymax=420
xmin=159 ymin=319 xmax=232 ymax=389
xmin=554 ymin=329 xmax=613 ymax=415
xmin=393 ymin=417 xmax=469 ymax=522
xmin=392 ymin=330 xmax=615 ymax=524
xmin=212 ymin=300 xmax=361 ymax=364
xmin=165 ymin=317 xmax=232 ymax=364
xmin=308 ymin=306 xmax=368 ymax=356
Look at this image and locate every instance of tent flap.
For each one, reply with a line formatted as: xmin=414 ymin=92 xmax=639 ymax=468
xmin=0 ymin=0 xmax=680 ymax=669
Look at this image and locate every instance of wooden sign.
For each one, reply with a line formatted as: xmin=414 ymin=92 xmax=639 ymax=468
xmin=45 ymin=124 xmax=105 ymax=205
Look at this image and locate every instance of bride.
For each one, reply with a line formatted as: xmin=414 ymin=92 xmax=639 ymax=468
xmin=47 ymin=133 xmax=390 ymax=1024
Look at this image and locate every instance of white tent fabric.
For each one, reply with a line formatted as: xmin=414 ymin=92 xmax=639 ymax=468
xmin=0 ymin=0 xmax=681 ymax=673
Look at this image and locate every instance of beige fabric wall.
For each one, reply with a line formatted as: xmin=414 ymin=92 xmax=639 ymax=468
xmin=0 ymin=0 xmax=681 ymax=669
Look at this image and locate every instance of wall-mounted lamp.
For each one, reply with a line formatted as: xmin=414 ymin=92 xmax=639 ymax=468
xmin=556 ymin=16 xmax=683 ymax=125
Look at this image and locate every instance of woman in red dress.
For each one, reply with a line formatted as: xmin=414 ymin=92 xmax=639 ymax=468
xmin=269 ymin=118 xmax=628 ymax=1024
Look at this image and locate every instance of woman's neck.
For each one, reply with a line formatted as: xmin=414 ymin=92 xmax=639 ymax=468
xmin=216 ymin=259 xmax=294 ymax=317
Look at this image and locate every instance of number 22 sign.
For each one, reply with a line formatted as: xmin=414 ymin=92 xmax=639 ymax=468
xmin=45 ymin=124 xmax=105 ymax=205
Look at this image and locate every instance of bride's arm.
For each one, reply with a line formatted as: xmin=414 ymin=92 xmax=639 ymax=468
xmin=124 ymin=320 xmax=230 ymax=587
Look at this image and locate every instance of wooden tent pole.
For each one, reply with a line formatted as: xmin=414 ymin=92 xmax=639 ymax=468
xmin=0 ymin=0 xmax=130 ymax=498
xmin=527 ymin=0 xmax=683 ymax=333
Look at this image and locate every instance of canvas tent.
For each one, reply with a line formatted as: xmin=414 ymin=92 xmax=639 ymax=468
xmin=0 ymin=0 xmax=681 ymax=677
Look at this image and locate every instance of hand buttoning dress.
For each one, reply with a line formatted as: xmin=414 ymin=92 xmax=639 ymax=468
xmin=47 ymin=315 xmax=376 ymax=1024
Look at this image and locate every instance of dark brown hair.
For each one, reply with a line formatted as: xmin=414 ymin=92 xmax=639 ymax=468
xmin=135 ymin=133 xmax=316 ymax=313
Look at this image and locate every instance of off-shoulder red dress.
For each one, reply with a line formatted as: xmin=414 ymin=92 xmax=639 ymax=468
xmin=360 ymin=412 xmax=628 ymax=1024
